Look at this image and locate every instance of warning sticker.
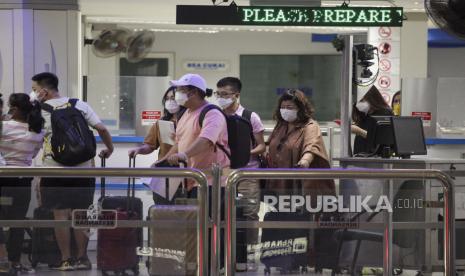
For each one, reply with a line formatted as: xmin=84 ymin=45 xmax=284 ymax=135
xmin=379 ymin=59 xmax=392 ymax=72
xmin=378 ymin=76 xmax=391 ymax=89
xmin=378 ymin=27 xmax=392 ymax=38
xmin=141 ymin=110 xmax=161 ymax=126
xmin=412 ymin=111 xmax=432 ymax=127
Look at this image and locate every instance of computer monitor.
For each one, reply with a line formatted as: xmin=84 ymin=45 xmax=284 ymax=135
xmin=391 ymin=116 xmax=427 ymax=158
xmin=365 ymin=116 xmax=395 ymax=158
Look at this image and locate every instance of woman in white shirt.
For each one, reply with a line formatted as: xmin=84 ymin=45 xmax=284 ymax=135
xmin=0 ymin=93 xmax=44 ymax=273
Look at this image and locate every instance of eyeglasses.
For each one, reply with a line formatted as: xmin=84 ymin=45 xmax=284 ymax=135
xmin=213 ymin=91 xmax=236 ymax=98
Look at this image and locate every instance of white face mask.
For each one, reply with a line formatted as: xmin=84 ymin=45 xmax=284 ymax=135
xmin=165 ymin=100 xmax=180 ymax=114
xmin=356 ymin=101 xmax=370 ymax=114
xmin=174 ymin=92 xmax=188 ymax=106
xmin=280 ymin=108 xmax=298 ymax=122
xmin=29 ymin=91 xmax=38 ymax=102
xmin=217 ymin=97 xmax=234 ymax=109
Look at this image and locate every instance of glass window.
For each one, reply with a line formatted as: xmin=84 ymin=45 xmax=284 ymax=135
xmin=239 ymin=54 xmax=341 ymax=122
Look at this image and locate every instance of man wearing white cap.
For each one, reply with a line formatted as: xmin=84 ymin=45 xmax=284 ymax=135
xmin=164 ymin=73 xmax=230 ymax=186
xmin=163 ymin=73 xmax=229 ymax=270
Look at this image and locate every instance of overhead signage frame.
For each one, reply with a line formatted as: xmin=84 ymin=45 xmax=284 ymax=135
xmin=176 ymin=5 xmax=403 ymax=27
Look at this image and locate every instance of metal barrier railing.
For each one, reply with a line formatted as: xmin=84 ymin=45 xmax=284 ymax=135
xmin=225 ymin=168 xmax=455 ymax=276
xmin=0 ymin=167 xmax=209 ymax=276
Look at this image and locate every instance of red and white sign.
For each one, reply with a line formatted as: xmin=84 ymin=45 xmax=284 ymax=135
xmin=412 ymin=111 xmax=432 ymax=127
xmin=379 ymin=59 xmax=392 ymax=72
xmin=378 ymin=27 xmax=392 ymax=38
xmin=378 ymin=76 xmax=391 ymax=89
xmin=141 ymin=110 xmax=161 ymax=126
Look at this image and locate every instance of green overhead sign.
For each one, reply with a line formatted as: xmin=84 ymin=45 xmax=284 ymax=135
xmin=177 ymin=6 xmax=404 ymax=27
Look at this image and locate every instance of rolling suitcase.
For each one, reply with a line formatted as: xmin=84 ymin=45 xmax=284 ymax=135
xmin=260 ymin=211 xmax=313 ymax=275
xmin=97 ymin=156 xmax=143 ymax=275
xmin=146 ymin=161 xmax=197 ymax=276
xmin=30 ymin=207 xmax=61 ymax=268
xmin=147 ymin=204 xmax=198 ymax=276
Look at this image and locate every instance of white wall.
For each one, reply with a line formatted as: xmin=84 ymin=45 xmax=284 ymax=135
xmin=86 ymin=30 xmax=338 ymax=127
xmin=428 ymin=47 xmax=465 ymax=78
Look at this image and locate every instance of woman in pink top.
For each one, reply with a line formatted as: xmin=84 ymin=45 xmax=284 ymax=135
xmin=0 ymin=93 xmax=44 ymax=273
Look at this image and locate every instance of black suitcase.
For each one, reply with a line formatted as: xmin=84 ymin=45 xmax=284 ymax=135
xmin=260 ymin=211 xmax=312 ymax=275
xmin=97 ymin=157 xmax=143 ymax=275
xmin=30 ymin=207 xmax=77 ymax=268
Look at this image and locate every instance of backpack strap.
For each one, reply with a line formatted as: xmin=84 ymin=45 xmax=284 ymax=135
xmin=68 ymin=98 xmax=79 ymax=107
xmin=198 ymin=104 xmax=231 ymax=159
xmin=241 ymin=109 xmax=253 ymax=123
xmin=40 ymin=103 xmax=54 ymax=113
xmin=241 ymin=109 xmax=257 ymax=147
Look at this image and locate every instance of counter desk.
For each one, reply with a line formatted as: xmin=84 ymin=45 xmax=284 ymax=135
xmin=335 ymin=157 xmax=465 ymax=273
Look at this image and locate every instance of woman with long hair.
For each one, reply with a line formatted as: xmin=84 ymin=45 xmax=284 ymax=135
xmin=128 ymin=87 xmax=185 ymax=160
xmin=0 ymin=93 xmax=44 ymax=274
xmin=351 ymin=86 xmax=393 ymax=155
xmin=267 ymin=89 xmax=335 ymax=199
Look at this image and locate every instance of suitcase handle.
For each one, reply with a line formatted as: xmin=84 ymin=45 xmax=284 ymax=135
xmin=99 ymin=156 xmax=106 ymax=200
xmin=127 ymin=156 xmax=136 ymax=213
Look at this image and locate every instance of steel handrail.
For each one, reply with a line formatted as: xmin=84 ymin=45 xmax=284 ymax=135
xmin=225 ymin=168 xmax=455 ymax=276
xmin=0 ymin=167 xmax=209 ymax=276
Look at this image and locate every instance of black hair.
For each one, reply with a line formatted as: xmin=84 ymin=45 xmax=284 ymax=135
xmin=391 ymin=91 xmax=401 ymax=108
xmin=9 ymin=93 xmax=44 ymax=133
xmin=0 ymin=93 xmax=3 ymax=107
xmin=273 ymin=89 xmax=315 ymax=125
xmin=352 ymin=86 xmax=391 ymax=125
xmin=216 ymin=77 xmax=242 ymax=93
xmin=161 ymin=87 xmax=186 ymax=121
xmin=186 ymin=85 xmax=212 ymax=99
xmin=31 ymin=72 xmax=59 ymax=91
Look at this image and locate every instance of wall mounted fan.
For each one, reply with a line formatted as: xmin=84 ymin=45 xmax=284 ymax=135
xmin=85 ymin=28 xmax=155 ymax=62
xmin=425 ymin=0 xmax=465 ymax=39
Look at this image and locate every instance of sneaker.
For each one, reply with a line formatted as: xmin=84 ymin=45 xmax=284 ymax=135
xmin=75 ymin=256 xmax=92 ymax=270
xmin=51 ymin=259 xmax=75 ymax=271
xmin=11 ymin=263 xmax=35 ymax=274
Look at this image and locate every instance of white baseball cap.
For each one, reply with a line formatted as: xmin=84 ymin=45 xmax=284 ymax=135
xmin=169 ymin=74 xmax=207 ymax=93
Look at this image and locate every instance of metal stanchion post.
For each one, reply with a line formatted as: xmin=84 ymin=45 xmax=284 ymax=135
xmin=211 ymin=164 xmax=222 ymax=276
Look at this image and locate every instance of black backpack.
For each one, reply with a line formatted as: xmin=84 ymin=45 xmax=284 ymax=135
xmin=199 ymin=105 xmax=253 ymax=169
xmin=41 ymin=99 xmax=96 ymax=166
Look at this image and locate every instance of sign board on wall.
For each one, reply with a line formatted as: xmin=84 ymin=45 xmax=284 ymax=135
xmin=183 ymin=60 xmax=230 ymax=72
xmin=412 ymin=111 xmax=432 ymax=127
xmin=177 ymin=6 xmax=403 ymax=27
xmin=363 ymin=26 xmax=401 ymax=105
xmin=141 ymin=110 xmax=161 ymax=126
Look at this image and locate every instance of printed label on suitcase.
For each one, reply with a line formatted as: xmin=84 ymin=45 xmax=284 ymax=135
xmin=260 ymin=237 xmax=308 ymax=258
xmin=154 ymin=248 xmax=186 ymax=263
xmin=72 ymin=203 xmax=117 ymax=229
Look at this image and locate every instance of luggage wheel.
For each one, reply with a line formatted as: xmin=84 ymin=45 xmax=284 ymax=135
xmin=264 ymin=267 xmax=271 ymax=275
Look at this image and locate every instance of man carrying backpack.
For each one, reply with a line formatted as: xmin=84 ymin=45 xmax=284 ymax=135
xmin=163 ymin=73 xmax=230 ymax=271
xmin=164 ymin=73 xmax=230 ymax=180
xmin=215 ymin=77 xmax=265 ymax=272
xmin=32 ymin=72 xmax=114 ymax=271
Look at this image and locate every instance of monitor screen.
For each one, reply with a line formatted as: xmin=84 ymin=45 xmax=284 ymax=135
xmin=391 ymin=116 xmax=427 ymax=158
xmin=365 ymin=116 xmax=394 ymax=157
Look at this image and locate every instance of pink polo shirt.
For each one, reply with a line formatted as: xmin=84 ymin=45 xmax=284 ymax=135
xmin=176 ymin=102 xmax=230 ymax=182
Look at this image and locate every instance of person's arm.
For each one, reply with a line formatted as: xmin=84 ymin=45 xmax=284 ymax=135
xmin=129 ymin=123 xmax=159 ymax=157
xmin=297 ymin=122 xmax=324 ymax=168
xmin=94 ymin=123 xmax=114 ymax=158
xmin=128 ymin=144 xmax=156 ymax=158
xmin=167 ymin=138 xmax=213 ymax=165
xmin=251 ymin=131 xmax=266 ymax=156
xmin=351 ymin=125 xmax=367 ymax=138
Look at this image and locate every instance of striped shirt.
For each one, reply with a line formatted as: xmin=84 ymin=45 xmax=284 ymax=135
xmin=0 ymin=120 xmax=45 ymax=166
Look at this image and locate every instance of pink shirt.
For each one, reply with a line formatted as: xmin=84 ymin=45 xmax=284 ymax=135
xmin=176 ymin=102 xmax=230 ymax=175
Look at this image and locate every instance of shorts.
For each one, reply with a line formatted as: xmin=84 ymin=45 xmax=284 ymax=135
xmin=40 ymin=177 xmax=95 ymax=210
